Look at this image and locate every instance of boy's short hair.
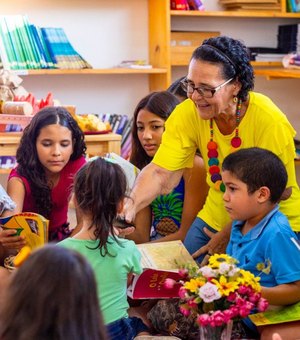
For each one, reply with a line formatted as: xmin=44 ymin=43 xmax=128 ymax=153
xmin=222 ymin=147 xmax=287 ymax=203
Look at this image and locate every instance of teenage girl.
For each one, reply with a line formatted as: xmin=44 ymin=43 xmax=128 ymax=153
xmin=59 ymin=157 xmax=149 ymax=340
xmin=0 ymin=106 xmax=86 ymax=258
xmin=128 ymin=91 xmax=208 ymax=243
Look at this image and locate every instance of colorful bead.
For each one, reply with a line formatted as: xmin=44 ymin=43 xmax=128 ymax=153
xmin=208 ymin=157 xmax=219 ymax=166
xmin=211 ymin=173 xmax=222 ymax=183
xmin=207 ymin=98 xmax=242 ymax=192
xmin=207 ymin=141 xmax=217 ymax=150
xmin=208 ymin=149 xmax=218 ymax=158
xmin=209 ymin=165 xmax=220 ymax=175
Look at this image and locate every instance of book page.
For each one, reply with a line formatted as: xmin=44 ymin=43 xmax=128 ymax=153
xmin=0 ymin=212 xmax=49 ymax=249
xmin=137 ymin=240 xmax=197 ymax=270
xmin=249 ymin=301 xmax=300 ymax=326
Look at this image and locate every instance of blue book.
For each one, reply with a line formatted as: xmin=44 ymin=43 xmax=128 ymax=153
xmin=116 ymin=115 xmax=129 ymax=135
xmin=40 ymin=27 xmax=59 ymax=66
xmin=29 ymin=24 xmax=51 ymax=69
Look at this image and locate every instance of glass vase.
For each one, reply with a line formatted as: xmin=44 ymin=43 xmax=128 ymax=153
xmin=199 ymin=320 xmax=233 ymax=340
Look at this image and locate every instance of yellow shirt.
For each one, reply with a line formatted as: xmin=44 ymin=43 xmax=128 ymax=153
xmin=153 ymin=92 xmax=300 ymax=232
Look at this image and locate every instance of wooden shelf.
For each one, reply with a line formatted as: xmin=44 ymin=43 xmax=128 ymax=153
xmin=170 ymin=10 xmax=300 ymax=18
xmin=254 ymin=68 xmax=300 ymax=79
xmin=12 ymin=67 xmax=168 ymax=76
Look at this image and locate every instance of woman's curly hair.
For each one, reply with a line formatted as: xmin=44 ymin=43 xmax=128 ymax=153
xmin=191 ymin=36 xmax=254 ymax=102
xmin=16 ymin=106 xmax=86 ymax=218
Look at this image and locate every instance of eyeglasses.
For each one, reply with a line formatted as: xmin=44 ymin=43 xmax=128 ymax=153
xmin=180 ymin=77 xmax=233 ymax=98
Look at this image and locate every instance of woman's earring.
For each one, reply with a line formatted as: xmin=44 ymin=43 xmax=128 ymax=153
xmin=233 ymin=96 xmax=238 ymax=103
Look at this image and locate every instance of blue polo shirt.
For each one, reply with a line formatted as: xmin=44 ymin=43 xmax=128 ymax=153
xmin=227 ymin=206 xmax=300 ymax=287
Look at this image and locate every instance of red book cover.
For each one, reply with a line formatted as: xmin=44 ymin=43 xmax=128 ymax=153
xmin=127 ymin=268 xmax=182 ymax=299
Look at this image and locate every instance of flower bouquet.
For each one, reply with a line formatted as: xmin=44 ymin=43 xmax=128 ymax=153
xmin=165 ymin=254 xmax=269 ymax=339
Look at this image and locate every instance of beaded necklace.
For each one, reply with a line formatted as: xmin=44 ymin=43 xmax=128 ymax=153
xmin=207 ymin=99 xmax=242 ymax=192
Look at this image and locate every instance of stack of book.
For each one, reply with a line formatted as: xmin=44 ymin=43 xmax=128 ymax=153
xmin=0 ymin=15 xmax=91 ymax=70
xmin=219 ymin=0 xmax=281 ymax=11
xmin=98 ymin=113 xmax=133 ymax=159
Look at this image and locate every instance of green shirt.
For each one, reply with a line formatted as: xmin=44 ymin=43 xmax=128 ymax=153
xmin=59 ymin=236 xmax=142 ymax=324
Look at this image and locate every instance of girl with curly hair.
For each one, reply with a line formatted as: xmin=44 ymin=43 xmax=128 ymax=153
xmin=0 ymin=106 xmax=86 ymax=257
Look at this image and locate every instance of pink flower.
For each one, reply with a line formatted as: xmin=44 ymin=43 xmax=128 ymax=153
xmin=223 ymin=309 xmax=235 ymax=322
xmin=164 ymin=278 xmax=176 ymax=289
xmin=227 ymin=292 xmax=237 ymax=302
xmin=257 ymin=297 xmax=269 ymax=312
xmin=178 ymin=268 xmax=189 ymax=278
xmin=211 ymin=310 xmax=226 ymax=326
xmin=179 ymin=305 xmax=190 ymax=316
xmin=197 ymin=313 xmax=210 ymax=326
xmin=187 ymin=299 xmax=198 ymax=309
xmin=178 ymin=287 xmax=187 ymax=299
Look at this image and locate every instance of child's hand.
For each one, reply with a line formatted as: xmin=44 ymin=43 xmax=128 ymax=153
xmin=113 ymin=226 xmax=136 ymax=238
xmin=0 ymin=228 xmax=26 ymax=250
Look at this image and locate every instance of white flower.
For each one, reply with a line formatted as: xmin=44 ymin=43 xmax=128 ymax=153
xmin=200 ymin=266 xmax=217 ymax=278
xmin=218 ymin=262 xmax=231 ymax=274
xmin=199 ymin=282 xmax=221 ymax=303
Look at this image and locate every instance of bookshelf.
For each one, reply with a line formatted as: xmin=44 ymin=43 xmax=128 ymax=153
xmin=0 ymin=0 xmax=299 ymax=122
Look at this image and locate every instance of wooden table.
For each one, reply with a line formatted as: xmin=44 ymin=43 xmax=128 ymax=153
xmin=0 ymin=132 xmax=121 ymax=157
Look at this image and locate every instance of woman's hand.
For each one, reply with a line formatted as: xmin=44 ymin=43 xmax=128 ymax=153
xmin=0 ymin=227 xmax=26 ymax=250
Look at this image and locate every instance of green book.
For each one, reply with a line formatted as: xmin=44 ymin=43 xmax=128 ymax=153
xmin=249 ymin=301 xmax=300 ymax=326
xmin=0 ymin=16 xmax=18 ymax=69
xmin=17 ymin=15 xmax=41 ymax=69
xmin=4 ymin=15 xmax=27 ymax=69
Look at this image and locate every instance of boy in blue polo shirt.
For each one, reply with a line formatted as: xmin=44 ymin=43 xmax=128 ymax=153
xmin=222 ymin=147 xmax=300 ymax=339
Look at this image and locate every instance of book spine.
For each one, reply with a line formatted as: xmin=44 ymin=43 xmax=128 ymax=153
xmin=15 ymin=15 xmax=40 ymax=69
xmin=34 ymin=25 xmax=55 ymax=68
xmin=0 ymin=24 xmax=10 ymax=69
xmin=116 ymin=115 xmax=129 ymax=135
xmin=40 ymin=27 xmax=58 ymax=66
xmin=28 ymin=23 xmax=49 ymax=69
xmin=0 ymin=16 xmax=20 ymax=69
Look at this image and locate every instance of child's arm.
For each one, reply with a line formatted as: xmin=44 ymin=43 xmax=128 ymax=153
xmin=0 ymin=178 xmax=26 ymax=251
xmin=262 ymin=280 xmax=300 ymax=306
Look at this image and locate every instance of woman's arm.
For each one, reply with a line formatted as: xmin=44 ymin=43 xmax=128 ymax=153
xmin=262 ymin=280 xmax=300 ymax=306
xmin=126 ymin=206 xmax=152 ymax=244
xmin=154 ymin=155 xmax=209 ymax=243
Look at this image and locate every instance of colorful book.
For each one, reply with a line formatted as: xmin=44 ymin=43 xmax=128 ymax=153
xmin=249 ymin=301 xmax=300 ymax=326
xmin=0 ymin=212 xmax=49 ymax=250
xmin=40 ymin=26 xmax=91 ymax=69
xmin=116 ymin=115 xmax=129 ymax=135
xmin=127 ymin=240 xmax=198 ymax=299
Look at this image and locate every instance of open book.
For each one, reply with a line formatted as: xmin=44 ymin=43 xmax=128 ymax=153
xmin=0 ymin=212 xmax=49 ymax=250
xmin=249 ymin=301 xmax=300 ymax=326
xmin=127 ymin=240 xmax=197 ymax=299
xmin=105 ymin=152 xmax=140 ymax=192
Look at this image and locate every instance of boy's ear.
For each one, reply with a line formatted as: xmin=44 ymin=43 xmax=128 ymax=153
xmin=257 ymin=186 xmax=271 ymax=203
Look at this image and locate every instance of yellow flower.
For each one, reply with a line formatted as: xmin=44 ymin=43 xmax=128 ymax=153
xmin=238 ymin=269 xmax=261 ymax=291
xmin=184 ymin=278 xmax=205 ymax=293
xmin=208 ymin=254 xmax=237 ymax=269
xmin=211 ymin=275 xmax=240 ymax=296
